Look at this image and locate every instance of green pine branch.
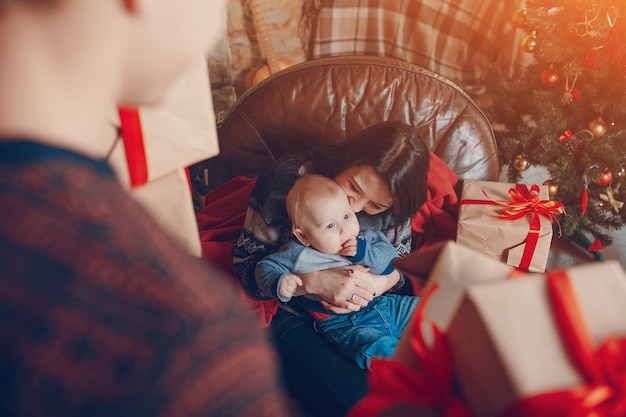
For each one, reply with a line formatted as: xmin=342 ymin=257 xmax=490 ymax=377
xmin=480 ymin=0 xmax=626 ymax=246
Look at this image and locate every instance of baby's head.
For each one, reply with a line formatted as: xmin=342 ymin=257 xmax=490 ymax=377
xmin=286 ymin=174 xmax=360 ymax=254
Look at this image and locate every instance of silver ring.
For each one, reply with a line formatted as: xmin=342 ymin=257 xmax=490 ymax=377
xmin=350 ymin=294 xmax=355 ymax=302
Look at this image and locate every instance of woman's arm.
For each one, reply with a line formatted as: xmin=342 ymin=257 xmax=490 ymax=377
xmin=233 ymin=207 xmax=283 ymax=298
xmin=294 ymin=266 xmax=400 ymax=313
xmin=233 ymin=158 xmax=303 ymax=297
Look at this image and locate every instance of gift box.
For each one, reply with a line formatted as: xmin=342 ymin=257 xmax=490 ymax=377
xmin=394 ymin=240 xmax=513 ymax=330
xmin=351 ymin=241 xmax=515 ymax=417
xmin=108 ymin=59 xmax=220 ymax=256
xmin=446 ymin=260 xmax=626 ymax=417
xmin=393 ymin=242 xmax=626 ymax=417
xmin=456 ymin=180 xmax=565 ymax=273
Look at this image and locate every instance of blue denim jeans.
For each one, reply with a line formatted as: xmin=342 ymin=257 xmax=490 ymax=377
xmin=313 ymin=293 xmax=420 ymax=369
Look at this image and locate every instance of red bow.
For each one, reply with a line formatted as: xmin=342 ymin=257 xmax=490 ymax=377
xmin=496 ymin=184 xmax=565 ymax=226
xmin=347 ymin=284 xmax=473 ymax=417
xmin=559 ymin=130 xmax=575 ymax=142
xmin=497 ymin=184 xmax=565 ymax=271
xmin=502 ymin=271 xmax=626 ymax=417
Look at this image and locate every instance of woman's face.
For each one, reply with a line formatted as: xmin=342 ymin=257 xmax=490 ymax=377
xmin=333 ymin=165 xmax=393 ymax=216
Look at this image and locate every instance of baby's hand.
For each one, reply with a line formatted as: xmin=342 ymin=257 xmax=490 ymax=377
xmin=340 ymin=236 xmax=358 ymax=257
xmin=278 ymin=273 xmax=303 ymax=300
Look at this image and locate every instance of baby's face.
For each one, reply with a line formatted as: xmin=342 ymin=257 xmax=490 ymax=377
xmin=298 ymin=192 xmax=360 ymax=255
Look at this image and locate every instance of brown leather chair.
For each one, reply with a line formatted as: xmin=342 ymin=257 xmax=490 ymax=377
xmin=207 ymin=55 xmax=499 ymax=190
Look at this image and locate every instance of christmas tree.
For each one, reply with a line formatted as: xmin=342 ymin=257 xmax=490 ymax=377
xmin=482 ymin=0 xmax=626 ymax=253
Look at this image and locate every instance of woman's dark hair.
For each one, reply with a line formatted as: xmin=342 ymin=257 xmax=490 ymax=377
xmin=309 ymin=120 xmax=430 ymax=227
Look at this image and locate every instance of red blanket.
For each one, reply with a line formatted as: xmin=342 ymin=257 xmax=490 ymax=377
xmin=197 ymin=176 xmax=279 ymax=327
xmin=197 ymin=155 xmax=459 ymax=325
xmin=411 ymin=152 xmax=460 ymax=249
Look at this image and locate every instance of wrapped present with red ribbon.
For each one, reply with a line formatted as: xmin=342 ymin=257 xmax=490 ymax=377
xmin=109 ymin=60 xmax=219 ymax=189
xmin=108 ymin=59 xmax=220 ymax=256
xmin=350 ymin=258 xmax=626 ymax=417
xmin=457 ymin=180 xmax=565 ymax=273
xmin=447 ymin=260 xmax=626 ymax=417
xmin=394 ymin=240 xmax=513 ymax=329
xmin=351 ymin=240 xmax=512 ymax=417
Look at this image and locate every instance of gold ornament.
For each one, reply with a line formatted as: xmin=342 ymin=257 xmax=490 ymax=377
xmin=513 ymin=154 xmax=531 ymax=171
xmin=521 ymin=31 xmax=538 ymax=53
xmin=588 ymin=116 xmax=608 ymax=137
xmin=542 ymin=179 xmax=558 ymax=197
xmin=511 ymin=8 xmax=528 ymax=28
xmin=599 ymin=183 xmax=624 ymax=214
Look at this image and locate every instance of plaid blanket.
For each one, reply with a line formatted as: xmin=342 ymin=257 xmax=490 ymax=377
xmin=300 ymin=0 xmax=521 ymax=96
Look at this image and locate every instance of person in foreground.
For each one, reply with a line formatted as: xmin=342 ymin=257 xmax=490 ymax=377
xmin=0 ymin=1 xmax=297 ymax=416
xmin=256 ymin=174 xmax=420 ymax=370
xmin=234 ymin=120 xmax=432 ymax=417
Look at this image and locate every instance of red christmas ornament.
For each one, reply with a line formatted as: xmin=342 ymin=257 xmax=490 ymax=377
xmin=597 ymin=169 xmax=613 ymax=186
xmin=558 ymin=130 xmax=574 ymax=142
xmin=541 ymin=68 xmax=559 ymax=86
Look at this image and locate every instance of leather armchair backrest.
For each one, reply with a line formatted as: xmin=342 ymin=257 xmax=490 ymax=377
xmin=208 ymin=55 xmax=499 ymax=190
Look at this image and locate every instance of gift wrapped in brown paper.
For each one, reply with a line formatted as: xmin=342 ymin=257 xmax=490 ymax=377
xmin=393 ymin=242 xmax=626 ymax=416
xmin=109 ymin=59 xmax=219 ymax=188
xmin=393 ymin=240 xmax=513 ymax=331
xmin=446 ymin=260 xmax=626 ymax=417
xmin=108 ymin=59 xmax=220 ymax=256
xmin=457 ymin=180 xmax=565 ymax=273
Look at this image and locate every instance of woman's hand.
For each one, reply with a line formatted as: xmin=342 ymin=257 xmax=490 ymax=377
xmin=295 ymin=265 xmax=401 ymax=314
xmin=295 ymin=266 xmax=374 ymax=313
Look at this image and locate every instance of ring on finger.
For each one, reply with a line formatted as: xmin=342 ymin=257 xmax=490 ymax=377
xmin=350 ymin=294 xmax=355 ymax=302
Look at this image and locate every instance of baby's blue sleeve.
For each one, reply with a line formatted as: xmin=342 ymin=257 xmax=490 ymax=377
xmin=346 ymin=227 xmax=398 ymax=275
xmin=255 ymin=242 xmax=302 ymax=302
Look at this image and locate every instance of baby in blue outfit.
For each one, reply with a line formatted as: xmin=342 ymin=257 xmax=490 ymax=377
xmin=256 ymin=174 xmax=420 ymax=369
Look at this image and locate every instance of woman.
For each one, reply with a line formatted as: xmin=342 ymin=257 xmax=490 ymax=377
xmin=0 ymin=1 xmax=296 ymax=416
xmin=234 ymin=121 xmax=434 ymax=416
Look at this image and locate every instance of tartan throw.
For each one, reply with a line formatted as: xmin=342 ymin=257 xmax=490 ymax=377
xmin=300 ymin=0 xmax=521 ymax=96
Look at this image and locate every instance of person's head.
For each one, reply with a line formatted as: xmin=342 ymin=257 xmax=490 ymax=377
xmin=286 ymin=174 xmax=360 ymax=255
xmin=0 ymin=0 xmax=227 ymax=107
xmin=310 ymin=121 xmax=430 ymax=226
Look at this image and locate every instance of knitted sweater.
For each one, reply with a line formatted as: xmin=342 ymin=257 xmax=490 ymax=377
xmin=0 ymin=140 xmax=296 ymax=417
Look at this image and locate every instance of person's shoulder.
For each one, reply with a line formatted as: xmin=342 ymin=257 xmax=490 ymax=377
xmin=252 ymin=155 xmax=305 ymax=198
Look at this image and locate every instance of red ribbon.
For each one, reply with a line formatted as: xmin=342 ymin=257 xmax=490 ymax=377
xmin=501 ymin=271 xmax=626 ymax=417
xmin=118 ymin=107 xmax=148 ymax=187
xmin=559 ymin=130 xmax=575 ymax=142
xmin=347 ymin=284 xmax=473 ymax=417
xmin=460 ymin=184 xmax=565 ymax=271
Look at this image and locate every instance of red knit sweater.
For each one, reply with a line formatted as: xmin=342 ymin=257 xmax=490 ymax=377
xmin=0 ymin=140 xmax=299 ymax=417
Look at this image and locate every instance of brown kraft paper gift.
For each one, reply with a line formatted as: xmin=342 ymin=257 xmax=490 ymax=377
xmin=456 ymin=180 xmax=565 ymax=273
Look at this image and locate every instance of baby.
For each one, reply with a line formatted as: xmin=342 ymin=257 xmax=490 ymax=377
xmin=255 ymin=174 xmax=420 ymax=369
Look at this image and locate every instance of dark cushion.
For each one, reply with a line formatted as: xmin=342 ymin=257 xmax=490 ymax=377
xmin=208 ymin=55 xmax=499 ymax=190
